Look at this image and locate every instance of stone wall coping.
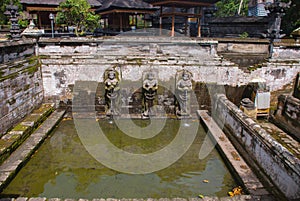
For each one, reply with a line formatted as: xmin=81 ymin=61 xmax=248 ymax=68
xmin=0 ymin=195 xmax=254 ymax=201
xmin=37 ymin=36 xmax=280 ymax=45
xmin=38 ymin=37 xmax=219 ymax=45
xmin=0 ymin=39 xmax=36 ymax=48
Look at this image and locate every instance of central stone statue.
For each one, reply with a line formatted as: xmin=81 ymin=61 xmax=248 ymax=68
xmin=142 ymin=71 xmax=158 ymax=118
xmin=104 ymin=68 xmax=120 ymax=116
xmin=175 ymin=70 xmax=192 ymax=117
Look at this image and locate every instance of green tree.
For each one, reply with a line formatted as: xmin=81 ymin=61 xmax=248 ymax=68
xmin=281 ymin=0 xmax=300 ymax=35
xmin=56 ymin=0 xmax=100 ymax=36
xmin=0 ymin=0 xmax=20 ymax=25
xmin=215 ymin=0 xmax=249 ymax=17
xmin=0 ymin=0 xmax=28 ymax=28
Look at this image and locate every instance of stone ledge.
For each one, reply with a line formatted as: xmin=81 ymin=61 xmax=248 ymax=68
xmin=0 ymin=104 xmax=54 ymax=164
xmin=0 ymin=196 xmax=254 ymax=201
xmin=213 ymin=94 xmax=300 ymax=200
xmin=0 ymin=110 xmax=65 ymax=192
xmin=197 ymin=110 xmax=265 ymax=197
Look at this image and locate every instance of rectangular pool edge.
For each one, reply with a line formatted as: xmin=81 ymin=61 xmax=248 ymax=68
xmin=196 ymin=110 xmax=271 ymax=198
xmin=0 ymin=110 xmax=66 ymax=192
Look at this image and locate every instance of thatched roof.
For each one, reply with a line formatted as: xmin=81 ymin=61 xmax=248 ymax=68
xmin=20 ymin=0 xmax=102 ymax=7
xmin=96 ymin=0 xmax=156 ymax=13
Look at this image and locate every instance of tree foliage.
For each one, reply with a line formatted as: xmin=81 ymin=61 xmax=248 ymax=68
xmin=0 ymin=0 xmax=21 ymax=25
xmin=215 ymin=0 xmax=249 ymax=17
xmin=56 ymin=0 xmax=100 ymax=36
xmin=281 ymin=0 xmax=300 ymax=35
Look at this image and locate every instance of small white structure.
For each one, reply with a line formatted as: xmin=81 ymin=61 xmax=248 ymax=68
xmin=21 ymin=20 xmax=44 ymax=38
xmin=251 ymin=78 xmax=271 ymax=117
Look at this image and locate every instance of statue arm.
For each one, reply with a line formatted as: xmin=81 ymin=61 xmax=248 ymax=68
xmin=176 ymin=80 xmax=192 ymax=92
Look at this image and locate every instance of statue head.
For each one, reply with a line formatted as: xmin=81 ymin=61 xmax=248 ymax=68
xmin=147 ymin=72 xmax=155 ymax=81
xmin=182 ymin=70 xmax=191 ymax=81
xmin=107 ymin=70 xmax=116 ymax=80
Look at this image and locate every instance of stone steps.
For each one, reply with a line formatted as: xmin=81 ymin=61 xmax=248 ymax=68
xmin=0 ymin=109 xmax=65 ymax=192
xmin=0 ymin=104 xmax=54 ymax=164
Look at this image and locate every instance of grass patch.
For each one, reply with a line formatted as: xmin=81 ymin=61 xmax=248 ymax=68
xmin=12 ymin=124 xmax=29 ymax=132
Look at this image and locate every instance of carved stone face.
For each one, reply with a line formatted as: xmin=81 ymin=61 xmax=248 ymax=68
xmin=108 ymin=71 xmax=115 ymax=79
xmin=182 ymin=72 xmax=190 ymax=81
xmin=147 ymin=72 xmax=155 ymax=80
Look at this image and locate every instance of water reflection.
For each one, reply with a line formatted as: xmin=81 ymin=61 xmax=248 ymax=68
xmin=2 ymin=119 xmax=236 ymax=199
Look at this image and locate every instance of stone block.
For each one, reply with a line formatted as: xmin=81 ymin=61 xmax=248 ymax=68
xmin=0 ymin=171 xmax=10 ymax=182
xmin=15 ymin=197 xmax=28 ymax=201
xmin=28 ymin=198 xmax=46 ymax=201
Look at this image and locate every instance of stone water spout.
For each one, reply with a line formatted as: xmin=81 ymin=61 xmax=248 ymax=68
xmin=142 ymin=70 xmax=158 ymax=118
xmin=104 ymin=68 xmax=120 ymax=117
xmin=175 ymin=70 xmax=192 ymax=118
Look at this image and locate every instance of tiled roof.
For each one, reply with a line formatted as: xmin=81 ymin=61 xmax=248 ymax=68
xmin=20 ymin=0 xmax=102 ymax=7
xmin=145 ymin=0 xmax=219 ymax=4
xmin=96 ymin=0 xmax=156 ymax=12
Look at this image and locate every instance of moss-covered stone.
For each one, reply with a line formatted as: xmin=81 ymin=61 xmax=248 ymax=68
xmin=0 ymin=104 xmax=54 ymax=164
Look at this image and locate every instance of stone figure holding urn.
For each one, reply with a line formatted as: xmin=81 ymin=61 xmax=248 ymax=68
xmin=104 ymin=68 xmax=120 ymax=116
xmin=142 ymin=71 xmax=158 ymax=118
xmin=175 ymin=70 xmax=192 ymax=117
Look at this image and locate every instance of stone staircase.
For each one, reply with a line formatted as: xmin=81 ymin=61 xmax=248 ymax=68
xmin=0 ymin=104 xmax=54 ymax=164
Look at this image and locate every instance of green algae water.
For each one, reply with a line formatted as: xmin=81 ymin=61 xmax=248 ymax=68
xmin=1 ymin=119 xmax=236 ymax=199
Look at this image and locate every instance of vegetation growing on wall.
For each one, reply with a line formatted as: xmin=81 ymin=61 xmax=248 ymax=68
xmin=281 ymin=0 xmax=300 ymax=35
xmin=215 ymin=0 xmax=249 ymax=17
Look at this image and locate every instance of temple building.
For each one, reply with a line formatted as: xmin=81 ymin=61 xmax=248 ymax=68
xmin=20 ymin=0 xmax=102 ymax=29
xmin=248 ymin=0 xmax=274 ymax=16
xmin=145 ymin=0 xmax=219 ymax=37
xmin=95 ymin=0 xmax=157 ymax=32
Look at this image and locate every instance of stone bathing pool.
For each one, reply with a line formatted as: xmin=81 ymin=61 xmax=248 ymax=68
xmin=1 ymin=118 xmax=238 ymax=199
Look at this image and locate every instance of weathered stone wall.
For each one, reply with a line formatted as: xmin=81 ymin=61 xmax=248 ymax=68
xmin=272 ymin=44 xmax=300 ymax=60
xmin=213 ymin=94 xmax=300 ymax=200
xmin=38 ymin=37 xmax=300 ymax=105
xmin=273 ymin=94 xmax=300 ymax=141
xmin=0 ymin=39 xmax=36 ymax=63
xmin=207 ymin=16 xmax=270 ymax=38
xmin=217 ymin=39 xmax=269 ymax=68
xmin=0 ymin=40 xmax=44 ymax=136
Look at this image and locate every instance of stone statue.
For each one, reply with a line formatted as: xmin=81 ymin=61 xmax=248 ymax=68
xmin=142 ymin=71 xmax=158 ymax=118
xmin=175 ymin=70 xmax=192 ymax=117
xmin=104 ymin=68 xmax=120 ymax=116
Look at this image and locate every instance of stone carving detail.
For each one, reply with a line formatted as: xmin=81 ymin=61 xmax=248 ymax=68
xmin=104 ymin=68 xmax=120 ymax=116
xmin=142 ymin=71 xmax=158 ymax=118
xmin=175 ymin=70 xmax=192 ymax=117
xmin=4 ymin=2 xmax=21 ymax=40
